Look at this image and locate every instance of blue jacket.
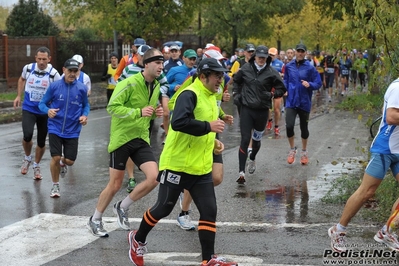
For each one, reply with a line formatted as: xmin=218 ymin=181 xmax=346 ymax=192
xmin=284 ymin=59 xmax=322 ymax=112
xmin=39 ymin=77 xmax=90 ymax=138
xmin=166 ymin=64 xmax=192 ymax=98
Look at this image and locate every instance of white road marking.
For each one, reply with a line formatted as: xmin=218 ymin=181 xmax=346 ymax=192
xmin=1 ymin=213 xmax=365 ymax=265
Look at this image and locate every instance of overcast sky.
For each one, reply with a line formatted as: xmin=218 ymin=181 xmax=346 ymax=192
xmin=0 ymin=0 xmax=17 ymax=7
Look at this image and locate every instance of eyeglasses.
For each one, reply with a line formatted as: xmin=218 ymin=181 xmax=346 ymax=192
xmin=247 ymin=50 xmax=254 ymax=53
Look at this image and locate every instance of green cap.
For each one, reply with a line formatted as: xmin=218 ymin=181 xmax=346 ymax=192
xmin=183 ymin=49 xmax=197 ymax=58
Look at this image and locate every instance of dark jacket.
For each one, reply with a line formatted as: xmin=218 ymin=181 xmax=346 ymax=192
xmin=232 ymin=56 xmax=286 ymax=110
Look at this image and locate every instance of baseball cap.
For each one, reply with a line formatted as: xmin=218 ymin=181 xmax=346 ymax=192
xmin=268 ymin=47 xmax=278 ymax=56
xmin=295 ymin=43 xmax=307 ymax=51
xmin=109 ymin=52 xmax=118 ymax=58
xmin=207 ymin=45 xmax=221 ymax=53
xmin=255 ymin=45 xmax=269 ymax=58
xmin=204 ymin=49 xmax=226 ymax=60
xmin=205 ymin=43 xmax=215 ymax=49
xmin=72 ymin=54 xmax=83 ymax=64
xmin=134 ymin=38 xmax=146 ymax=46
xmin=183 ymin=49 xmax=197 ymax=58
xmin=198 ymin=58 xmax=229 ymax=73
xmin=137 ymin=45 xmax=150 ymax=56
xmin=64 ymin=58 xmax=80 ymax=69
xmin=169 ymin=44 xmax=180 ymax=51
xmin=163 ymin=46 xmax=170 ymax=53
xmin=245 ymin=44 xmax=255 ymax=52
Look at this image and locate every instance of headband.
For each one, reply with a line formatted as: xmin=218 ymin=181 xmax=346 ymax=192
xmin=143 ymin=55 xmax=164 ymax=65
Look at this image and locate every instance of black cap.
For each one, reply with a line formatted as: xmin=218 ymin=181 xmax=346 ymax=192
xmin=64 ymin=59 xmax=80 ymax=69
xmin=295 ymin=43 xmax=307 ymax=51
xmin=110 ymin=52 xmax=118 ymax=58
xmin=245 ymin=44 xmax=255 ymax=52
xmin=255 ymin=45 xmax=269 ymax=58
xmin=198 ymin=58 xmax=229 ymax=73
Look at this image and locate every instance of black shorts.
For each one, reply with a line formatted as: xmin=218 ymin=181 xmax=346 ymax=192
xmin=109 ymin=138 xmax=156 ymax=170
xmin=49 ymin=133 xmax=79 ymax=161
xmin=157 ymin=169 xmax=213 ymax=191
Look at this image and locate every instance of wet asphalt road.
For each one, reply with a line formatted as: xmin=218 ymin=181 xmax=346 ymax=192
xmin=0 ymin=91 xmax=394 ymax=266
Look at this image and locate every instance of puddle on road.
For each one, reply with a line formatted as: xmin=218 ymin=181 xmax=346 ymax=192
xmin=234 ymin=157 xmax=365 ymax=224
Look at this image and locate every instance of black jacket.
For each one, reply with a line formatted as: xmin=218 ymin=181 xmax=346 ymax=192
xmin=232 ymin=56 xmax=286 ymax=110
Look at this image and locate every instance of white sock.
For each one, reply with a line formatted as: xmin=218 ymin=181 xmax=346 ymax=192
xmin=33 ymin=162 xmax=39 ymax=168
xmin=336 ymin=223 xmax=347 ymax=232
xmin=93 ymin=209 xmax=103 ymax=221
xmin=25 ymin=155 xmax=32 ymax=161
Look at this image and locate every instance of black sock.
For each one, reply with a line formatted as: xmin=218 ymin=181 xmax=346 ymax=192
xmin=179 ymin=211 xmax=189 ymax=216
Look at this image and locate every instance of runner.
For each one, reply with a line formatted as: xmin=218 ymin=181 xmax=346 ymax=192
xmin=127 ymin=58 xmax=237 ymax=266
xmin=13 ymin=46 xmax=61 ymax=180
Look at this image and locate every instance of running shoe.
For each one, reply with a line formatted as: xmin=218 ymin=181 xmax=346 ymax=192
xmin=87 ymin=216 xmax=109 ymax=237
xmin=274 ymin=127 xmax=280 ymax=136
xmin=60 ymin=161 xmax=67 ymax=178
xmin=266 ymin=119 xmax=273 ymax=130
xmin=177 ymin=214 xmax=195 ymax=231
xmin=126 ymin=178 xmax=137 ymax=193
xmin=201 ymin=255 xmax=238 ymax=266
xmin=128 ymin=230 xmax=147 ymax=266
xmin=374 ymin=229 xmax=399 ymax=251
xmin=300 ymin=150 xmax=309 ymax=165
xmin=21 ymin=159 xmax=31 ymax=175
xmin=33 ymin=166 xmax=42 ymax=180
xmin=236 ymin=171 xmax=246 ymax=185
xmin=328 ymin=96 xmax=332 ymax=102
xmin=113 ymin=200 xmax=130 ymax=230
xmin=247 ymin=159 xmax=256 ymax=174
xmin=328 ymin=225 xmax=347 ymax=252
xmin=287 ymin=148 xmax=297 ymax=164
xmin=50 ymin=184 xmax=60 ymax=198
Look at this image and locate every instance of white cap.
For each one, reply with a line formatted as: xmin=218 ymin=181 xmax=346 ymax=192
xmin=204 ymin=49 xmax=225 ymax=60
xmin=205 ymin=43 xmax=215 ymax=49
xmin=72 ymin=54 xmax=83 ymax=64
xmin=137 ymin=45 xmax=151 ymax=56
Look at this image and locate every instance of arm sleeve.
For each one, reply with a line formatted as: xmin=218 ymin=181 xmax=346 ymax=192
xmin=107 ymin=82 xmax=142 ymax=120
xmin=114 ymin=57 xmax=127 ymax=81
xmin=171 ymin=90 xmax=212 ymax=136
xmin=101 ymin=65 xmax=109 ymax=81
xmin=81 ymin=88 xmax=90 ymax=116
xmin=38 ymin=85 xmax=53 ymax=114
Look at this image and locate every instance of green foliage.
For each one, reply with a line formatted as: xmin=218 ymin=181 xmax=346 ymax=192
xmin=201 ymin=0 xmax=305 ymax=52
xmin=0 ymin=6 xmax=10 ymax=30
xmin=5 ymin=0 xmax=59 ymax=36
xmin=56 ymin=38 xmax=86 ymax=70
xmin=0 ymin=92 xmax=17 ymax=101
xmin=321 ymin=175 xmax=362 ymax=204
xmin=72 ymin=28 xmax=100 ymax=42
xmin=311 ymin=0 xmax=355 ymax=20
xmin=336 ymin=93 xmax=383 ymax=112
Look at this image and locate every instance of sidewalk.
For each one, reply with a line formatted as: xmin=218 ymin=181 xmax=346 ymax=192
xmin=0 ymin=84 xmax=108 ymax=124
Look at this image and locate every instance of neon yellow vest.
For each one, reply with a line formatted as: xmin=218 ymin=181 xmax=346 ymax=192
xmin=107 ymin=64 xmax=117 ymax=90
xmin=160 ymin=78 xmax=218 ymax=175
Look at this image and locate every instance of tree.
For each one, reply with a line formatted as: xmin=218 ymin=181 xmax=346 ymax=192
xmin=199 ymin=0 xmax=306 ymax=53
xmin=0 ymin=6 xmax=10 ymax=31
xmin=47 ymin=0 xmax=200 ymax=42
xmin=5 ymin=0 xmax=59 ymax=36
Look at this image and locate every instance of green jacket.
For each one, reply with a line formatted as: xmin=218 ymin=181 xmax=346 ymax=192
xmin=160 ymin=78 xmax=217 ymax=175
xmin=107 ymin=73 xmax=159 ymax=153
xmin=354 ymin=58 xmax=368 ymax=73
